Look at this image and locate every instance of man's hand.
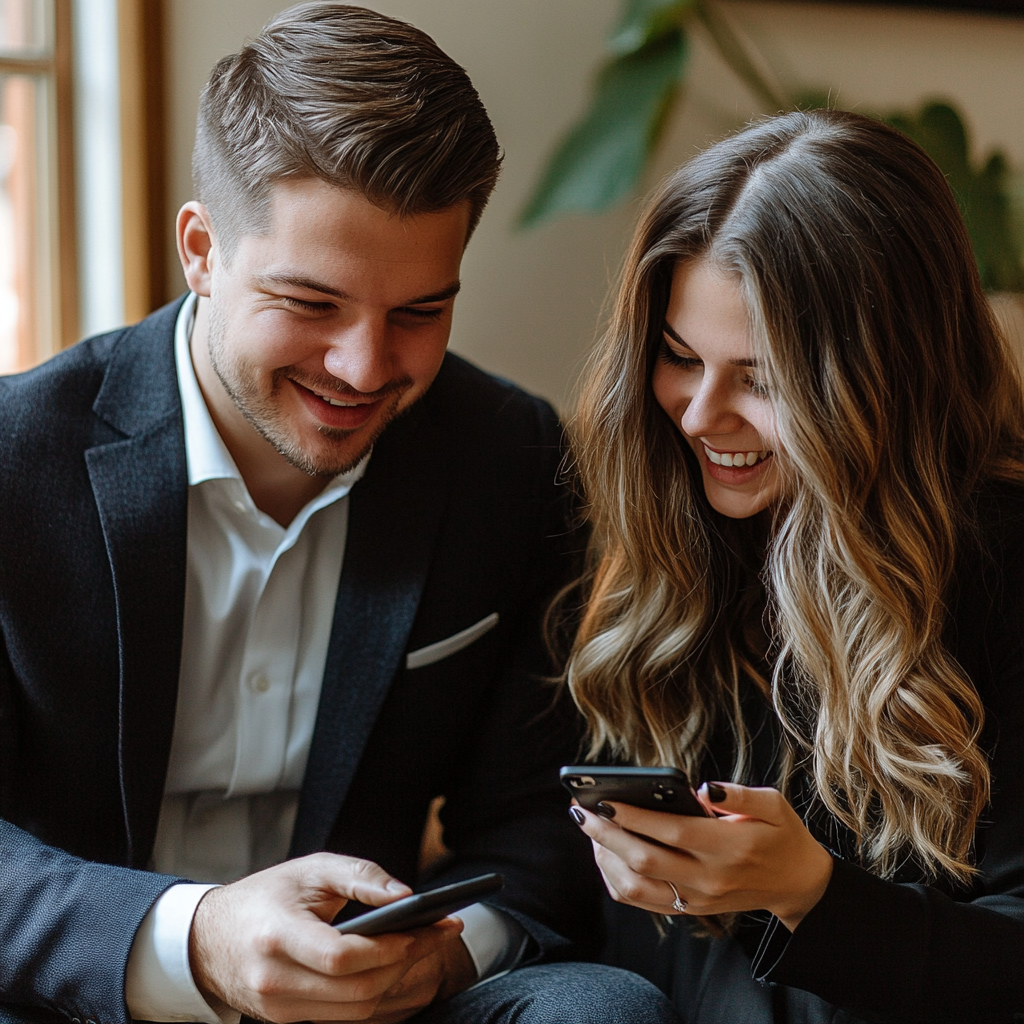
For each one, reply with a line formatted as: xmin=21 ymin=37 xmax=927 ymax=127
xmin=367 ymin=924 xmax=478 ymax=1024
xmin=188 ymin=852 xmax=467 ymax=1023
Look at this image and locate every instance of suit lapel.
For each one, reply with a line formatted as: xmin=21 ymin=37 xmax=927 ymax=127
xmin=290 ymin=404 xmax=451 ymax=856
xmin=86 ymin=301 xmax=188 ymax=867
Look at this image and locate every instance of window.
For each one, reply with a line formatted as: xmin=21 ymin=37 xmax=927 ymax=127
xmin=0 ymin=0 xmax=75 ymax=374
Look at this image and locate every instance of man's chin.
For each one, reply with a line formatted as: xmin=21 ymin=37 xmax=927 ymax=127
xmin=275 ymin=429 xmax=376 ymax=479
xmin=277 ymin=398 xmax=409 ymax=478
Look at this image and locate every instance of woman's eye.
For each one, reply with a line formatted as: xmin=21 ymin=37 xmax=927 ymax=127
xmin=746 ymin=376 xmax=769 ymax=398
xmin=659 ymin=339 xmax=701 ymax=369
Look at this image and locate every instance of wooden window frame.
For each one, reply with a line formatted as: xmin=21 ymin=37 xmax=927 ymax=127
xmin=0 ymin=0 xmax=78 ymax=352
xmin=118 ymin=0 xmax=166 ymax=323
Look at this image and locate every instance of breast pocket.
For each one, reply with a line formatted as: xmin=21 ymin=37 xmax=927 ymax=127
xmin=405 ymin=612 xmax=500 ymax=670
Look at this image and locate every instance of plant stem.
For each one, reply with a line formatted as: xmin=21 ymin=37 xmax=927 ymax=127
xmin=691 ymin=0 xmax=789 ymax=111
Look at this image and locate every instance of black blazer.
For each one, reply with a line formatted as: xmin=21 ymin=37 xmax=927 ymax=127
xmin=0 ymin=299 xmax=599 ymax=1024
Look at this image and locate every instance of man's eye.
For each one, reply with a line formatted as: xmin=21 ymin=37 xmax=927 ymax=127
xmin=396 ymin=307 xmax=444 ymax=321
xmin=281 ymin=296 xmax=332 ymax=313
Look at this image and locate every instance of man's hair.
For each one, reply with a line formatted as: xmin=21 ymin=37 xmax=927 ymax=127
xmin=192 ymin=2 xmax=501 ymax=254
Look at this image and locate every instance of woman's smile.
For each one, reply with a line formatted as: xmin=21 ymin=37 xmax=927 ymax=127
xmin=652 ymin=259 xmax=783 ymax=518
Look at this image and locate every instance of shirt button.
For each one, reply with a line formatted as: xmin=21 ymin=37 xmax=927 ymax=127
xmin=250 ymin=674 xmax=271 ymax=694
xmin=233 ymin=499 xmax=246 ymax=512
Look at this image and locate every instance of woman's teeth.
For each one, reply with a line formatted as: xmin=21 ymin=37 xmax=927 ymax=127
xmin=703 ymin=446 xmax=771 ymax=468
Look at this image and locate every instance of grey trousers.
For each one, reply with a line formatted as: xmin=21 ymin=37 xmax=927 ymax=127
xmin=413 ymin=963 xmax=683 ymax=1024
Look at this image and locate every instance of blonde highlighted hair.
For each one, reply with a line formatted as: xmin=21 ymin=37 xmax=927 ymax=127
xmin=567 ymin=109 xmax=1024 ymax=881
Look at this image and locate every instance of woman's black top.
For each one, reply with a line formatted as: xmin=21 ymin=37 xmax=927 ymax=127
xmin=601 ymin=483 xmax=1024 ymax=1024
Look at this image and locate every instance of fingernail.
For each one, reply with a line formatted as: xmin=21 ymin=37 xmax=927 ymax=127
xmin=706 ymin=783 xmax=727 ymax=803
xmin=387 ymin=879 xmax=412 ymax=893
xmin=596 ymin=801 xmax=616 ymax=819
xmin=569 ymin=806 xmax=585 ymax=826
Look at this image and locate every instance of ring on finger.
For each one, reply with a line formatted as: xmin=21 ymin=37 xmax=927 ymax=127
xmin=666 ymin=880 xmax=688 ymax=913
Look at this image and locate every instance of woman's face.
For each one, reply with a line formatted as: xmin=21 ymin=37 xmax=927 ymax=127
xmin=652 ymin=259 xmax=783 ymax=519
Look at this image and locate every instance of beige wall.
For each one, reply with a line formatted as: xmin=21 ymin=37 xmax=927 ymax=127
xmin=165 ymin=1 xmax=1024 ymax=410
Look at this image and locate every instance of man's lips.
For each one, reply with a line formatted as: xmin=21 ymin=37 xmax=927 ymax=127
xmin=290 ymin=379 xmax=387 ymax=430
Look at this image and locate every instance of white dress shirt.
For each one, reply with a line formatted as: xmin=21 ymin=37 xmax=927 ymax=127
xmin=125 ymin=294 xmax=523 ymax=1023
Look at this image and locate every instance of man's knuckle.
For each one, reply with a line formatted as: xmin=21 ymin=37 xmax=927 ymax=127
xmin=347 ymin=974 xmax=384 ymax=1003
xmin=251 ymin=928 xmax=283 ymax=959
xmin=248 ymin=966 xmax=282 ymax=998
xmin=321 ymin=946 xmax=349 ymax=975
xmin=348 ymin=996 xmax=381 ymax=1019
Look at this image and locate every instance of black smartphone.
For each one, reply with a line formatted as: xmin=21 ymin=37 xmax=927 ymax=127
xmin=333 ymin=873 xmax=504 ymax=937
xmin=560 ymin=765 xmax=709 ymax=817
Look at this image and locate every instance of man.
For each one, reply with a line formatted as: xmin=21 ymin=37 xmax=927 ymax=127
xmin=0 ymin=5 xmax=678 ymax=1024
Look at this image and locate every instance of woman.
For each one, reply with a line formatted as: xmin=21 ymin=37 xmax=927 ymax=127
xmin=565 ymin=108 xmax=1024 ymax=1023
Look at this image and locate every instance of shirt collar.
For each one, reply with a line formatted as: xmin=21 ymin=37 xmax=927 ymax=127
xmin=173 ymin=293 xmax=369 ymax=501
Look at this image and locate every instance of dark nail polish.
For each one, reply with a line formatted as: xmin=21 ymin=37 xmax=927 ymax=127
xmin=707 ymin=783 xmax=727 ymax=803
xmin=596 ymin=801 xmax=616 ymax=819
xmin=569 ymin=806 xmax=585 ymax=825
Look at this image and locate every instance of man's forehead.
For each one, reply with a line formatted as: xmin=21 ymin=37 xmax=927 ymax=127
xmin=256 ymin=178 xmax=472 ymax=257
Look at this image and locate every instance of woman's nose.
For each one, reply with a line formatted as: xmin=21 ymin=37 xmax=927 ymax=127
xmin=679 ymin=377 xmax=745 ymax=438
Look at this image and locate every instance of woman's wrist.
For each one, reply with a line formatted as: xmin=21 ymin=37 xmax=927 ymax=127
xmin=772 ymin=843 xmax=835 ymax=932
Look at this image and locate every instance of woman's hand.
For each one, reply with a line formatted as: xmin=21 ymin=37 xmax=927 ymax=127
xmin=571 ymin=782 xmax=834 ymax=932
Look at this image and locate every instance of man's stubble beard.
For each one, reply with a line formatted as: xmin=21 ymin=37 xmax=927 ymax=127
xmin=206 ymin=302 xmax=408 ymax=478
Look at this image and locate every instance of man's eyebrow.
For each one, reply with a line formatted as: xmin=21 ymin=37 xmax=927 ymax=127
xmin=662 ymin=321 xmax=758 ymax=367
xmin=403 ymin=282 xmax=462 ymax=304
xmin=258 ymin=273 xmax=461 ymax=305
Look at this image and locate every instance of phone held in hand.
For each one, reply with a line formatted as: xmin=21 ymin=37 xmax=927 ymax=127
xmin=560 ymin=765 xmax=709 ymax=817
xmin=333 ymin=872 xmax=504 ymax=937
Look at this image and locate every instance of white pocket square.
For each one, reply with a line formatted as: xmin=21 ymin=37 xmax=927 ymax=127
xmin=406 ymin=612 xmax=500 ymax=670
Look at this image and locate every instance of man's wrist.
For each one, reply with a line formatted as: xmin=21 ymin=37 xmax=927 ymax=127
xmin=125 ymin=882 xmax=228 ymax=1024
xmin=435 ymin=937 xmax=478 ymax=1002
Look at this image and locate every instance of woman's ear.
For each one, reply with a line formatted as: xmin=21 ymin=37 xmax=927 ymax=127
xmin=176 ymin=201 xmax=217 ymax=296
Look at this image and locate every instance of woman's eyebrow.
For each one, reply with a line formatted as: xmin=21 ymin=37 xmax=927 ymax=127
xmin=662 ymin=322 xmax=687 ymax=347
xmin=662 ymin=320 xmax=759 ymax=368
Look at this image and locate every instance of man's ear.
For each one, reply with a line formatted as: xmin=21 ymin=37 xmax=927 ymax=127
xmin=177 ymin=201 xmax=217 ymax=296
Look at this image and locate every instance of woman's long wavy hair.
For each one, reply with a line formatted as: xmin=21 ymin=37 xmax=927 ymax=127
xmin=567 ymin=109 xmax=1024 ymax=882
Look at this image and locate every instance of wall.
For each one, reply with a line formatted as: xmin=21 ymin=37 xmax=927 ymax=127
xmin=164 ymin=0 xmax=1024 ymax=410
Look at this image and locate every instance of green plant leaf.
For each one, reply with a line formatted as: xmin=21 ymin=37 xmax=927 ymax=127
xmin=518 ymin=31 xmax=687 ymax=228
xmin=886 ymin=101 xmax=1024 ymax=291
xmin=608 ymin=0 xmax=692 ymax=56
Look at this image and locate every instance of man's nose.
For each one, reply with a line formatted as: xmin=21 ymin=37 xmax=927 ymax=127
xmin=322 ymin=317 xmax=393 ymax=394
xmin=679 ymin=376 xmax=745 ymax=438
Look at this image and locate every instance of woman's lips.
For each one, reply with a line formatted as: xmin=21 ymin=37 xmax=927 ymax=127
xmin=702 ymin=444 xmax=774 ymax=484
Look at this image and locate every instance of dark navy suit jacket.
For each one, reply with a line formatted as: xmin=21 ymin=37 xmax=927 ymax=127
xmin=0 ymin=299 xmax=599 ymax=1024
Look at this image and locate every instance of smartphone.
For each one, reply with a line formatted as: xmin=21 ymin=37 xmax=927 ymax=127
xmin=333 ymin=872 xmax=504 ymax=937
xmin=560 ymin=765 xmax=709 ymax=817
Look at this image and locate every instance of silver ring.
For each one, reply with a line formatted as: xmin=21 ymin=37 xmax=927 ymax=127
xmin=666 ymin=880 xmax=688 ymax=913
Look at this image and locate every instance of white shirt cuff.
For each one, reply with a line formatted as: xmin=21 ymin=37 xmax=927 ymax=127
xmin=454 ymin=902 xmax=529 ymax=980
xmin=126 ymin=882 xmax=238 ymax=1024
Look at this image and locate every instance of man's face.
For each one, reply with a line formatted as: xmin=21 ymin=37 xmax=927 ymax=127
xmin=199 ymin=179 xmax=469 ymax=477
